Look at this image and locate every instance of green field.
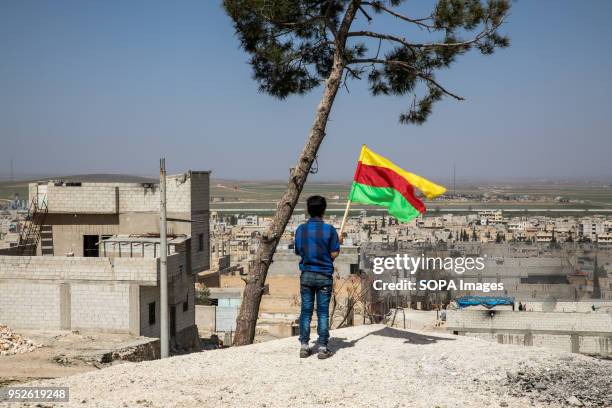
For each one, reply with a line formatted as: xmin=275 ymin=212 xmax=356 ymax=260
xmin=209 ymin=180 xmax=612 ymax=216
xmin=211 ymin=180 xmax=612 ymax=203
xmin=0 ymin=182 xmax=28 ymax=203
xmin=2 ymin=178 xmax=611 ymax=215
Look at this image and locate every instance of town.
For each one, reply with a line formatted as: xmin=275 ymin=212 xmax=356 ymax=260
xmin=1 ymin=0 xmax=611 ymax=406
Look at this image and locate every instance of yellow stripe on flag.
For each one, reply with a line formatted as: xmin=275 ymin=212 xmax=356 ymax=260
xmin=358 ymin=145 xmax=446 ymax=199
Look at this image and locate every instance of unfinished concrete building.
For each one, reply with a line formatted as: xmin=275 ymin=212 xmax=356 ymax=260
xmin=27 ymin=173 xmax=209 ymax=270
xmin=0 ymin=172 xmax=210 ymax=349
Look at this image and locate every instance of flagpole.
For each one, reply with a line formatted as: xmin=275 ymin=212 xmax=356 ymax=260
xmin=339 ymin=144 xmax=365 ymax=245
xmin=338 ymin=198 xmax=351 ymax=244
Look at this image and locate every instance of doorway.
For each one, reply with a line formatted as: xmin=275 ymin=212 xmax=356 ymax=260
xmin=83 ymin=235 xmax=99 ymax=257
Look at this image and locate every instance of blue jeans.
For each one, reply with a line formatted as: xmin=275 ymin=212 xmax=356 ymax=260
xmin=299 ymin=271 xmax=333 ymax=346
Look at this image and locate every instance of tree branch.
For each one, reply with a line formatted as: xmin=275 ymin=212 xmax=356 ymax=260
xmin=362 ymin=1 xmax=435 ymax=30
xmin=350 ymin=58 xmax=464 ymax=100
xmin=347 ymin=15 xmax=505 ymax=49
xmin=323 ymin=0 xmax=338 ymax=39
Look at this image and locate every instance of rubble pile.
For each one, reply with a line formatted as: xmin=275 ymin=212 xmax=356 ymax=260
xmin=0 ymin=325 xmax=42 ymax=356
xmin=505 ymin=357 xmax=612 ymax=407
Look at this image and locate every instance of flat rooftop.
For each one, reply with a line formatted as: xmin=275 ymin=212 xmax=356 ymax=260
xmin=102 ymin=235 xmax=189 ymax=245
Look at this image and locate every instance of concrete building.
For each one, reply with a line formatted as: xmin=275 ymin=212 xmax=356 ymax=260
xmin=27 ymin=172 xmax=210 ymax=273
xmin=0 ymin=171 xmax=210 ymax=349
xmin=479 ymin=210 xmax=503 ymax=225
xmin=0 ymin=245 xmax=198 ymax=346
xmin=580 ymin=219 xmax=605 ymax=242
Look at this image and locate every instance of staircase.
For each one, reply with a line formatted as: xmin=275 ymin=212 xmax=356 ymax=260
xmin=17 ymin=197 xmax=48 ymax=256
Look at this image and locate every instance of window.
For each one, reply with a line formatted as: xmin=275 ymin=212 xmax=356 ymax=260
xmin=183 ymin=293 xmax=189 ymax=312
xmin=148 ymin=302 xmax=156 ymax=325
xmin=170 ymin=306 xmax=176 ymax=336
xmin=198 ymin=233 xmax=204 ymax=252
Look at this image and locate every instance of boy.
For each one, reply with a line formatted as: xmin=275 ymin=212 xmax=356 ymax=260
xmin=294 ymin=195 xmax=340 ymax=359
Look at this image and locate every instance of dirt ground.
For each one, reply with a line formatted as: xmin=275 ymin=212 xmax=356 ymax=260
xmin=0 ymin=330 xmax=157 ymax=386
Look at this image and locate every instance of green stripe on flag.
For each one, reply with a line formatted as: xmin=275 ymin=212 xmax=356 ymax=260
xmin=349 ymin=182 xmax=421 ymax=222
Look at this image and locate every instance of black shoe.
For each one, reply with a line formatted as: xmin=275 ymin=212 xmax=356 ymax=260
xmin=299 ymin=346 xmax=311 ymax=358
xmin=317 ymin=347 xmax=332 ymax=359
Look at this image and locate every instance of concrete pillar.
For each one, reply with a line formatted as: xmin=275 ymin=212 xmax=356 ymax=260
xmin=59 ymin=283 xmax=71 ymax=330
xmin=570 ymin=334 xmax=580 ymax=353
xmin=129 ymin=284 xmax=141 ymax=336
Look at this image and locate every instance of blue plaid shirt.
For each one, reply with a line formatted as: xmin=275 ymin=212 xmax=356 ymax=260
xmin=294 ymin=217 xmax=340 ymax=275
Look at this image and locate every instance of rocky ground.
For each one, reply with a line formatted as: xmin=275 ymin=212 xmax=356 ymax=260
xmin=3 ymin=324 xmax=611 ymax=408
xmin=0 ymin=325 xmax=41 ymax=356
xmin=504 ymin=359 xmax=611 ymax=407
xmin=0 ymin=330 xmax=158 ymax=386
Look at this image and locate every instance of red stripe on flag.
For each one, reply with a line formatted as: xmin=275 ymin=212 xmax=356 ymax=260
xmin=354 ymin=162 xmax=426 ymax=213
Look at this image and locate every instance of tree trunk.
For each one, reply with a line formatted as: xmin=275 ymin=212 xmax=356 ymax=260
xmin=233 ymin=1 xmax=362 ymax=346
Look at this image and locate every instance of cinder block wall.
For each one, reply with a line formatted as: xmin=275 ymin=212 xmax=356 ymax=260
xmin=28 ymin=173 xmax=209 ymax=275
xmin=447 ymin=309 xmax=612 ymax=356
xmin=30 ymin=183 xmax=118 ymax=214
xmin=0 ymin=281 xmax=61 ymax=329
xmin=0 ymin=256 xmax=158 ymax=333
xmin=139 ymin=253 xmax=195 ymax=340
xmin=189 ymin=172 xmax=210 ymax=273
xmin=71 ymin=283 xmax=131 ymax=331
xmin=447 ymin=309 xmax=612 ymax=333
xmin=47 ymin=214 xmax=119 ymax=257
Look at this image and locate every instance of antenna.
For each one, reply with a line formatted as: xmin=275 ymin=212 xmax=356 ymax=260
xmin=453 ymin=162 xmax=456 ymax=196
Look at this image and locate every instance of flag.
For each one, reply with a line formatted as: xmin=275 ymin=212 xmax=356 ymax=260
xmin=348 ymin=145 xmax=446 ymax=222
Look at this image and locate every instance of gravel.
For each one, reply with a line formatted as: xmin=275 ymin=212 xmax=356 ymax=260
xmin=504 ymin=357 xmax=612 ymax=407
xmin=0 ymin=325 xmax=42 ymax=356
xmin=4 ymin=324 xmax=611 ymax=408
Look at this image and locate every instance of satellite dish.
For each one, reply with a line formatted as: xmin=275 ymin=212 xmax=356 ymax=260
xmin=542 ymin=296 xmax=557 ymax=312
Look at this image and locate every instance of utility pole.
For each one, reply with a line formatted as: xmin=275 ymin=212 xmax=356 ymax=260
xmin=159 ymin=158 xmax=169 ymax=358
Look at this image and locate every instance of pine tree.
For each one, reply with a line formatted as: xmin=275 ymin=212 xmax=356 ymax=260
xmin=224 ymin=0 xmax=511 ymax=345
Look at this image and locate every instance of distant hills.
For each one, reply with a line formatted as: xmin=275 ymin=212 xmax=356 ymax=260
xmin=0 ymin=174 xmax=156 ymax=186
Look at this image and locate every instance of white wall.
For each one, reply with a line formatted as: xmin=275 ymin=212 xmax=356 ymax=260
xmin=447 ymin=309 xmax=612 ymax=356
xmin=0 ymin=281 xmax=61 ymax=329
xmin=0 ymin=255 xmax=173 ymax=333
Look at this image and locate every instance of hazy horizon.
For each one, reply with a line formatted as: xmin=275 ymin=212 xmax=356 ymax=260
xmin=1 ymin=172 xmax=610 ymax=186
xmin=2 ymin=1 xmax=612 ymax=181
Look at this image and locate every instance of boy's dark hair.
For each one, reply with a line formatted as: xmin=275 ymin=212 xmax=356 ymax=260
xmin=306 ymin=195 xmax=326 ymax=218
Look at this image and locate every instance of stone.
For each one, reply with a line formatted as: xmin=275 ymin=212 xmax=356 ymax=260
xmin=506 ymin=370 xmax=518 ymax=380
xmin=566 ymin=396 xmax=583 ymax=406
xmin=534 ymin=382 xmax=547 ymax=390
xmin=0 ymin=324 xmax=42 ymax=356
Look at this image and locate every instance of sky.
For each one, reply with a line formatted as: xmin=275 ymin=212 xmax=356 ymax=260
xmin=1 ymin=0 xmax=611 ymax=183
